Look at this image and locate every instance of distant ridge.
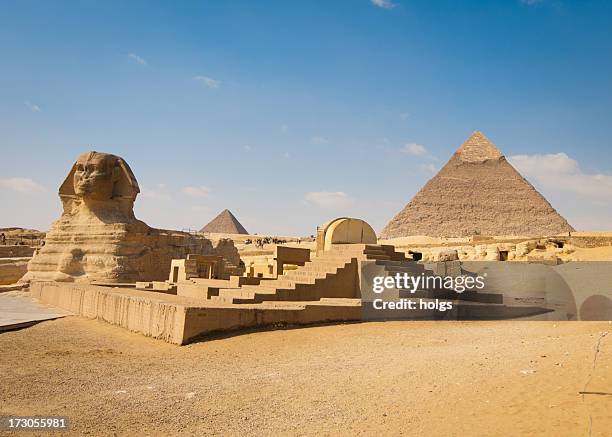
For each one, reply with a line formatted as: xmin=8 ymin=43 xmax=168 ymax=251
xmin=200 ymin=209 xmax=249 ymax=234
xmin=380 ymin=131 xmax=574 ymax=238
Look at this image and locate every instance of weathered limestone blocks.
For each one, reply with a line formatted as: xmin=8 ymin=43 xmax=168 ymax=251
xmin=433 ymin=249 xmax=459 ymax=262
xmin=400 ymin=239 xmax=574 ymax=263
xmin=0 ymin=245 xmax=35 ymax=285
xmin=213 ymin=238 xmax=244 ymax=277
xmin=0 ymin=245 xmax=36 ymax=258
xmin=23 ymin=151 xmax=213 ymax=283
xmin=0 ymin=257 xmax=30 ymax=285
xmin=30 ymin=281 xmax=361 ymax=344
xmin=527 ymin=251 xmax=561 ymax=265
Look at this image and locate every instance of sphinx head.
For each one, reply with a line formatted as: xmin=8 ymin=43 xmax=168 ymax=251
xmin=73 ymin=152 xmax=118 ymax=200
xmin=60 ymin=151 xmax=140 ymax=203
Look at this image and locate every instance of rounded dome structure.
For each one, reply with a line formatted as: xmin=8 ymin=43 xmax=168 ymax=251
xmin=316 ymin=218 xmax=377 ymax=252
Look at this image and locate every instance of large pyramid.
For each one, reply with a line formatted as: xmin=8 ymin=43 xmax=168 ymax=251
xmin=380 ymin=131 xmax=574 ymax=238
xmin=200 ymin=209 xmax=249 ymax=234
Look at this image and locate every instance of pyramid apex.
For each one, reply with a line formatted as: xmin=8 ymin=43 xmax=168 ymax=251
xmin=456 ymin=131 xmax=504 ymax=162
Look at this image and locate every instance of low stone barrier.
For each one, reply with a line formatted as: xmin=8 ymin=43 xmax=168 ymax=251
xmin=30 ymin=282 xmax=360 ymax=344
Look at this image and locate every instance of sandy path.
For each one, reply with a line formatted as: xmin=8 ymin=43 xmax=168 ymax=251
xmin=1 ymin=318 xmax=610 ymax=436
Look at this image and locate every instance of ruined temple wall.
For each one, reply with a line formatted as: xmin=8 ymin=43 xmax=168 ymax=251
xmin=0 ymin=257 xmax=30 ymax=285
xmin=567 ymin=235 xmax=612 ymax=248
xmin=0 ymin=246 xmax=36 ymax=258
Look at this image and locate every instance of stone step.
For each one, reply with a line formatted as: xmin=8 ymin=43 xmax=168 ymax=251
xmin=284 ymin=270 xmax=330 ymax=279
xmin=381 ymin=265 xmax=428 ymax=275
xmin=285 ymin=265 xmax=340 ymax=273
xmin=213 ymin=289 xmax=281 ymax=303
xmin=282 ymin=267 xmax=337 ymax=278
xmin=237 ymin=285 xmax=279 ymax=292
xmin=261 ymin=278 xmax=317 ymax=288
xmin=298 ymin=263 xmax=350 ymax=270
xmin=306 ymin=256 xmax=347 ymax=262
xmin=211 ymin=295 xmax=247 ymax=304
xmin=308 ymin=256 xmax=356 ymax=264
xmin=329 ymin=244 xmax=382 ymax=252
xmin=375 ymin=259 xmax=417 ymax=266
xmin=217 ymin=289 xmax=274 ymax=298
xmin=363 ymin=254 xmax=391 ymax=260
xmin=214 ymin=286 xmax=331 ymax=305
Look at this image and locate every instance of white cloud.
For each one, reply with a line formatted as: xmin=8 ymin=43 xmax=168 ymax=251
xmin=420 ymin=163 xmax=437 ymax=174
xmin=311 ymin=136 xmax=329 ymax=144
xmin=371 ymin=0 xmax=397 ymax=9
xmin=401 ymin=143 xmax=427 ymax=156
xmin=305 ymin=191 xmax=354 ymax=210
xmin=140 ymin=184 xmax=170 ymax=201
xmin=243 ymin=145 xmax=252 ymax=152
xmin=182 ymin=185 xmax=211 ymax=197
xmin=401 ymin=142 xmax=437 ymax=161
xmin=280 ymin=124 xmax=289 ymax=133
xmin=509 ymin=153 xmax=612 ymax=201
xmin=520 ymin=0 xmax=544 ymax=5
xmin=128 ymin=53 xmax=147 ymax=66
xmin=0 ymin=177 xmax=45 ymax=193
xmin=193 ymin=75 xmax=221 ymax=89
xmin=24 ymin=101 xmax=41 ymax=112
xmin=399 ymin=112 xmax=410 ymax=119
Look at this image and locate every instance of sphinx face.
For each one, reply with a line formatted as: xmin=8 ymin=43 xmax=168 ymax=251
xmin=73 ymin=152 xmax=117 ymax=201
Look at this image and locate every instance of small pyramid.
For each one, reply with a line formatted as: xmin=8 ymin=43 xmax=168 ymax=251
xmin=200 ymin=209 xmax=249 ymax=234
xmin=380 ymin=131 xmax=574 ymax=238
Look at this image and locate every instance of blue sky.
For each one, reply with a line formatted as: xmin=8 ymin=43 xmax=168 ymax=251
xmin=1 ymin=0 xmax=611 ymax=235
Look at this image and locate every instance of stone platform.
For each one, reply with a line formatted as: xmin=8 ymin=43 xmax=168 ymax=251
xmin=30 ymin=282 xmax=361 ymax=345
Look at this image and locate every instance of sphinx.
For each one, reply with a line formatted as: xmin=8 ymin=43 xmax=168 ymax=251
xmin=23 ymin=151 xmax=215 ymax=283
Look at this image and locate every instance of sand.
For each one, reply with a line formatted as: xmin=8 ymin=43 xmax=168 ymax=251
xmin=567 ymin=246 xmax=612 ymax=261
xmin=1 ymin=317 xmax=610 ymax=436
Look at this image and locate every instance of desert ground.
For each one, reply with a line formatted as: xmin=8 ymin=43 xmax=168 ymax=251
xmin=1 ymin=317 xmax=610 ymax=436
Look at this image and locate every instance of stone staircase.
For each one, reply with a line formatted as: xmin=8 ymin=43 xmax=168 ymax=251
xmin=211 ymin=244 xmax=404 ymax=304
xmin=210 ymin=243 xmax=553 ymax=320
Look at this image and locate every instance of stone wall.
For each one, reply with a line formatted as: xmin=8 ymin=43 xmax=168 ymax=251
xmin=30 ymin=281 xmax=361 ymax=344
xmin=0 ymin=246 xmax=36 ymax=258
xmin=0 ymin=257 xmax=30 ymax=285
xmin=567 ymin=236 xmax=612 ymax=249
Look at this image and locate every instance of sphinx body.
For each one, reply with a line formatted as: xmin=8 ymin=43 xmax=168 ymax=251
xmin=23 ymin=151 xmax=214 ymax=283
